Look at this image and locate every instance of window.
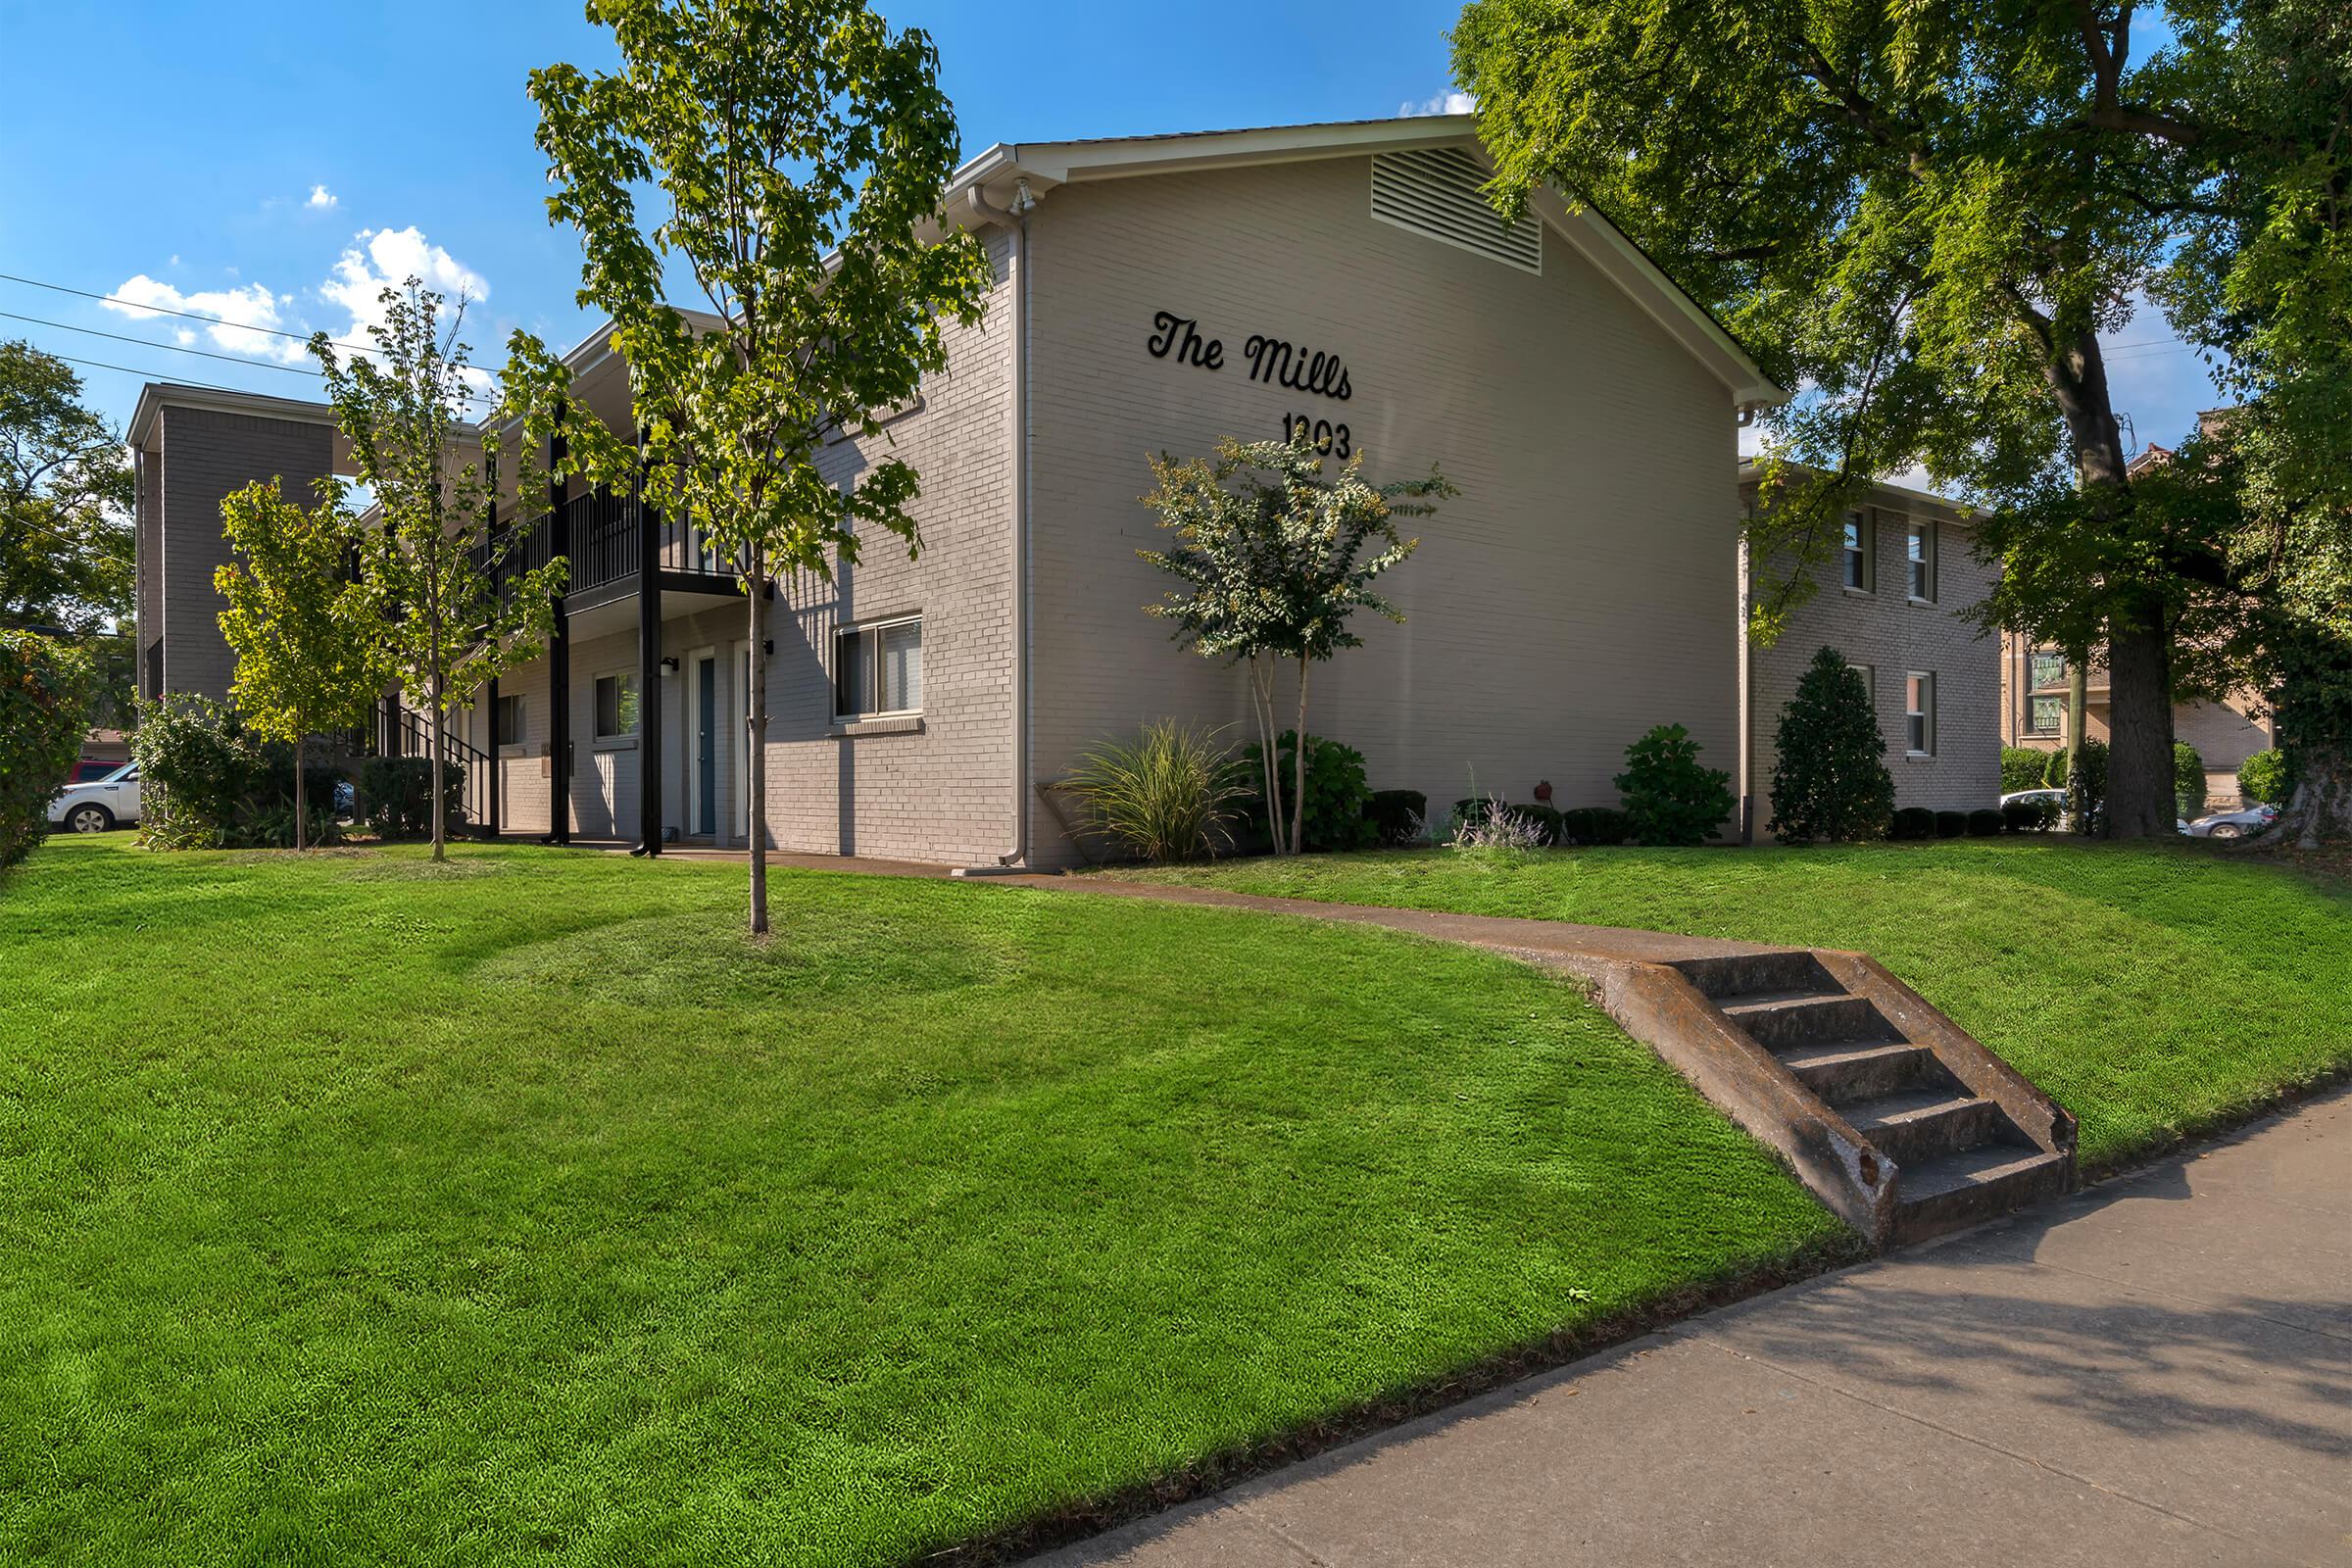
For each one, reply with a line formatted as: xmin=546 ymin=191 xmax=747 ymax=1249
xmin=1906 ymin=671 xmax=1936 ymax=755
xmin=594 ymin=672 xmax=639 ymax=740
xmin=494 ymin=693 xmax=524 ymax=747
xmin=2030 ymin=649 xmax=2066 ymax=689
xmin=2028 ymin=694 xmax=2064 ymax=735
xmin=1842 ymin=512 xmax=1871 ymax=591
xmin=834 ymin=615 xmax=922 ymax=718
xmin=1906 ymin=521 xmax=1936 ymax=602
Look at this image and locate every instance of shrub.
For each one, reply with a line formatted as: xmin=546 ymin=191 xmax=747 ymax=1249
xmin=1364 ymin=789 xmax=1428 ymax=847
xmin=2002 ymin=796 xmax=2057 ymax=832
xmin=1890 ymin=807 xmax=1936 ymax=840
xmin=1769 ymin=647 xmax=1894 ymax=844
xmin=137 ymin=695 xmax=348 ymax=849
xmin=2001 ymin=746 xmax=2052 ymax=794
xmin=2060 ymin=738 xmax=2107 ymax=831
xmin=1447 ymin=797 xmax=1564 ymax=846
xmin=1065 ymin=721 xmax=1248 ymax=863
xmin=2174 ymin=741 xmax=2207 ymax=822
xmin=2238 ymin=748 xmax=2292 ymax=807
xmin=357 ymin=756 xmax=469 ymax=842
xmin=1559 ymin=805 xmax=1635 ymax=846
xmin=1966 ymin=808 xmax=2004 ymax=837
xmin=1933 ymin=810 xmax=1968 ymax=839
xmin=1242 ymin=732 xmax=1377 ymax=852
xmin=2 ymin=630 xmax=100 ymax=870
xmin=1613 ymin=724 xmax=1734 ymax=847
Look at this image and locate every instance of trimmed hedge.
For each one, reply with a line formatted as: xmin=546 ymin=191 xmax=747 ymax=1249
xmin=3 ymin=630 xmax=100 ymax=869
xmin=1559 ymin=805 xmax=1636 ymax=846
xmin=2001 ymin=746 xmax=2052 ymax=794
xmin=1965 ymin=808 xmax=2005 ymax=837
xmin=1890 ymin=807 xmax=1936 ymax=840
xmin=1364 ymin=789 xmax=1427 ymax=847
xmin=1934 ymin=810 xmax=1968 ymax=839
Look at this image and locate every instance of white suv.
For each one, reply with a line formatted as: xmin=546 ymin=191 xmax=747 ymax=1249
xmin=49 ymin=762 xmax=141 ymax=833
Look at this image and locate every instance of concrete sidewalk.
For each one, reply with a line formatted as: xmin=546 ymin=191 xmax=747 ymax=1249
xmin=1032 ymin=1088 xmax=2352 ymax=1568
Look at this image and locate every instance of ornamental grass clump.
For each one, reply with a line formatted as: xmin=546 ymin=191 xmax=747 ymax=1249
xmin=1066 ymin=721 xmax=1250 ymax=863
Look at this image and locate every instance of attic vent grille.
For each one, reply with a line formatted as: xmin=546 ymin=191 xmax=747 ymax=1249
xmin=1370 ymin=146 xmax=1541 ymax=274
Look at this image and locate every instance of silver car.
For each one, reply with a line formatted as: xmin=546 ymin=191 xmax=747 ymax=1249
xmin=2187 ymin=803 xmax=2278 ymax=840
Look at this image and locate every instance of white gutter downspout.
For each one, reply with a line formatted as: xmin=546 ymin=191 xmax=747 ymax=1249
xmin=963 ymin=177 xmax=1034 ymax=870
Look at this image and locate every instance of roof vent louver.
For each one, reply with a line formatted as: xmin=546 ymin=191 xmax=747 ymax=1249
xmin=1370 ymin=146 xmax=1542 ymax=274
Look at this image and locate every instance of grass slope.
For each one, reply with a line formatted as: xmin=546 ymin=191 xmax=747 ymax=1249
xmin=0 ymin=839 xmax=1842 ymax=1566
xmin=1112 ymin=839 xmax=2352 ymax=1169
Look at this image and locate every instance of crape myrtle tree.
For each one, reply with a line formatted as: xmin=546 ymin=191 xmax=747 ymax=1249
xmin=1452 ymin=0 xmax=2239 ymax=840
xmin=1140 ymin=430 xmax=1448 ymax=856
xmin=529 ymin=0 xmax=993 ymax=935
xmin=312 ymin=282 xmax=576 ymax=862
xmin=214 ymin=479 xmax=382 ymax=850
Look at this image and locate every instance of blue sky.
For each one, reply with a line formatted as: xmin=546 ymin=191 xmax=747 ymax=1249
xmin=0 ymin=0 xmax=2220 ymax=456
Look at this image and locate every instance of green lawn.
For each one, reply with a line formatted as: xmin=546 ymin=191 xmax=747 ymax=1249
xmin=0 ymin=838 xmax=1844 ymax=1567
xmin=1109 ymin=839 xmax=2352 ymax=1170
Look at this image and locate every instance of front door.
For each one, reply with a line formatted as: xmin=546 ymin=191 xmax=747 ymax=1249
xmin=695 ymin=656 xmax=717 ymax=834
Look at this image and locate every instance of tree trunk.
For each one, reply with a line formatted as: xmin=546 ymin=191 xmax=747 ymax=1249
xmin=1291 ymin=657 xmax=1310 ymax=856
xmin=293 ymin=730 xmax=308 ymax=853
xmin=747 ymin=552 xmax=768 ymax=935
xmin=1250 ymin=654 xmax=1284 ymax=855
xmin=2066 ymin=652 xmax=2088 ymax=830
xmin=2044 ymin=330 xmax=2177 ymax=840
xmin=2278 ymin=746 xmax=2352 ymax=849
xmin=428 ymin=669 xmax=447 ymax=862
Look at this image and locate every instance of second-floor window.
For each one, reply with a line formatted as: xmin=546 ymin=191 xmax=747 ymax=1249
xmin=835 ymin=614 xmax=923 ymax=719
xmin=2030 ymin=649 xmax=2066 ymax=689
xmin=1842 ymin=512 xmax=1871 ymax=591
xmin=1906 ymin=521 xmax=1936 ymax=602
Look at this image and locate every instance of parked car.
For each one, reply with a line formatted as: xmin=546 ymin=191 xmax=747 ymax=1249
xmin=63 ymin=759 xmax=124 ymax=785
xmin=48 ymin=762 xmax=141 ymax=833
xmin=2187 ymin=803 xmax=2278 ymax=840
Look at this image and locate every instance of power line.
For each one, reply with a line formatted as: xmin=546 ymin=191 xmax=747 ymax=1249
xmin=0 ymin=308 xmax=321 ymax=376
xmin=0 ymin=270 xmax=376 ymax=357
xmin=34 ymin=349 xmax=285 ymax=400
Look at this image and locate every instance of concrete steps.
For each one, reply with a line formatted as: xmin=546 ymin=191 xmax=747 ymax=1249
xmin=1667 ymin=951 xmax=2077 ymax=1247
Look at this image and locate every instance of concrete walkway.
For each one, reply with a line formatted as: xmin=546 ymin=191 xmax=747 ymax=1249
xmin=1033 ymin=1088 xmax=2352 ymax=1568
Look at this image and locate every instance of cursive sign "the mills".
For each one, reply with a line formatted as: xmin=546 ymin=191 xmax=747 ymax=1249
xmin=1146 ymin=309 xmax=1354 ymax=402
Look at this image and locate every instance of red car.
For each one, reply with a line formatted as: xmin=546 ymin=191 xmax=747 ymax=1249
xmin=64 ymin=760 xmax=125 ymax=785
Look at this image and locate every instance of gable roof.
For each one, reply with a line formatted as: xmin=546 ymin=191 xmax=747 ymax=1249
xmin=950 ymin=116 xmax=1787 ymax=411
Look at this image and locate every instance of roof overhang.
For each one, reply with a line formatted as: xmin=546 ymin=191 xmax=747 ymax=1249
xmin=127 ymin=381 xmax=360 ymax=472
xmin=1738 ymin=458 xmax=1981 ymax=523
xmin=947 ymin=116 xmax=1788 ymax=411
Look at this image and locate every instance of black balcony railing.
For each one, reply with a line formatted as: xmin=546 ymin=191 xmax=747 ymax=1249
xmin=469 ymin=488 xmax=738 ymax=603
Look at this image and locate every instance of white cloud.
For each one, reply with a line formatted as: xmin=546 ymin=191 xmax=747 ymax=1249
xmin=307 ymin=184 xmax=338 ymax=210
xmin=102 ymin=274 xmax=310 ymax=363
xmin=103 ymin=224 xmax=498 ymax=405
xmin=1400 ymin=89 xmax=1476 ymax=117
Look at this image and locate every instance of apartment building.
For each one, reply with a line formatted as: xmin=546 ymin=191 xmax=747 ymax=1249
xmin=133 ymin=115 xmax=1791 ymax=867
xmin=1739 ymin=466 xmax=2000 ymax=836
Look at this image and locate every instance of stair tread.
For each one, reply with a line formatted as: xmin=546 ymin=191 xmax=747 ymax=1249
xmin=1844 ymin=1089 xmax=1987 ymax=1130
xmin=1897 ymin=1144 xmax=2066 ymax=1201
xmin=1717 ymin=988 xmax=1856 ymax=1013
xmin=1775 ymin=1037 xmax=1922 ymax=1068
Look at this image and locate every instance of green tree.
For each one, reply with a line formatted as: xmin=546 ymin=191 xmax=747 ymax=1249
xmin=312 ymin=282 xmax=572 ymax=861
xmin=0 ymin=629 xmax=98 ymax=870
xmin=2 ymin=341 xmax=133 ymax=722
xmin=528 ymin=0 xmax=993 ymax=933
xmin=1770 ymin=647 xmax=1894 ymax=844
xmin=214 ymin=479 xmax=382 ymax=850
xmin=1141 ymin=431 xmax=1446 ymax=855
xmin=2156 ymin=1 xmax=2352 ymax=844
xmin=1453 ymin=0 xmax=2241 ymax=840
